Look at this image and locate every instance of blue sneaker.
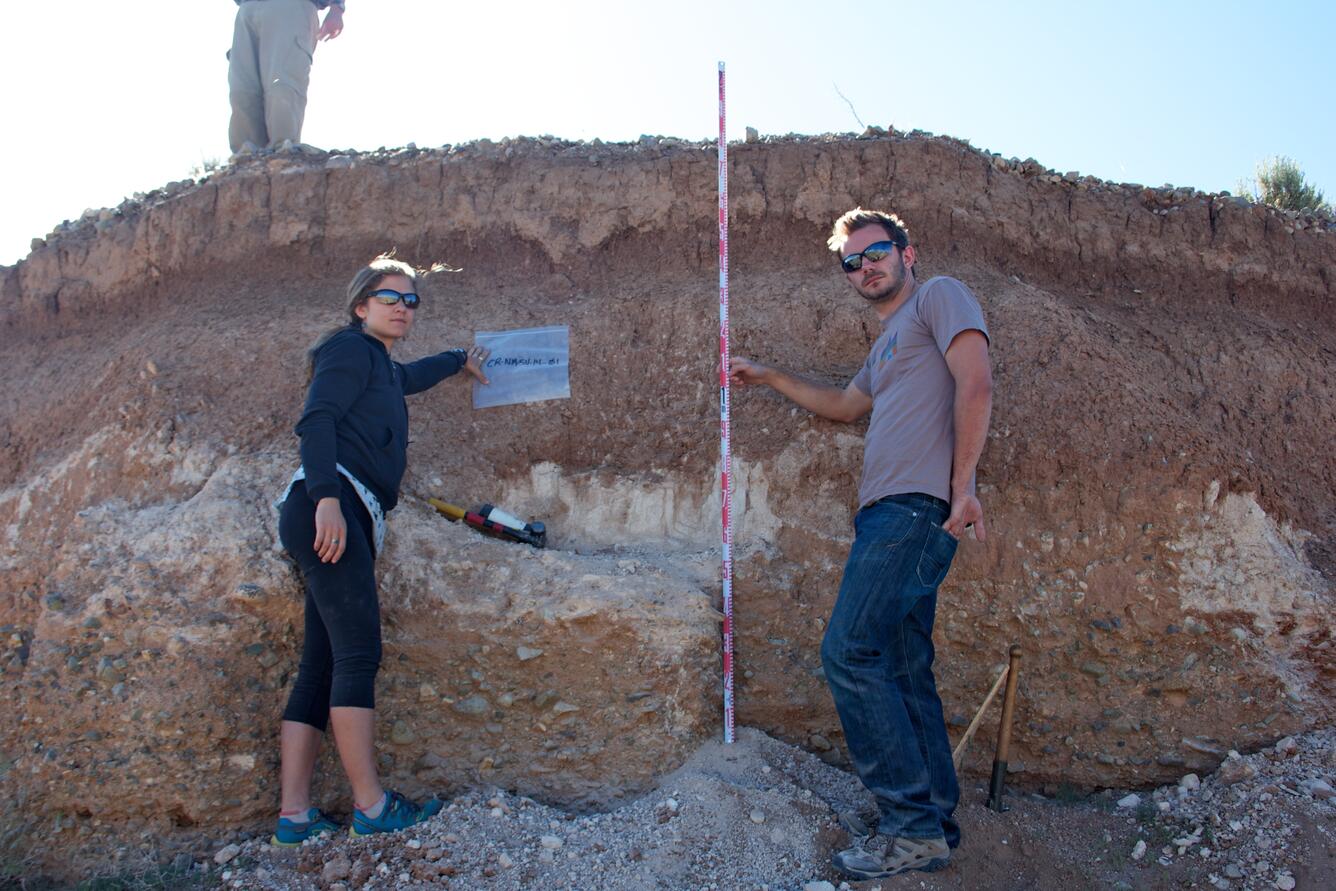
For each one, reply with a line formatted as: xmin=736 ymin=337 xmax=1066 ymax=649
xmin=271 ymin=808 xmax=341 ymax=846
xmin=350 ymin=790 xmax=443 ymax=837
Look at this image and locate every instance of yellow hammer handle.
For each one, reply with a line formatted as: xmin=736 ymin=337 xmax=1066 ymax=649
xmin=427 ymin=498 xmax=466 ymax=521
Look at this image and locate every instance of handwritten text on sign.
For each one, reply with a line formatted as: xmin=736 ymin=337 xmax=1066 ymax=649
xmin=472 ymin=325 xmax=570 ymax=409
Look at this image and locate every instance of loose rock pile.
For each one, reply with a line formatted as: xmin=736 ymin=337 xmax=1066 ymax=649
xmin=159 ymin=727 xmax=1335 ymax=891
xmin=1126 ymin=729 xmax=1336 ymax=890
xmin=189 ymin=728 xmax=867 ymax=891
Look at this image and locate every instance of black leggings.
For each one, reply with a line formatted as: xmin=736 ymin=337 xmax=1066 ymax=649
xmin=278 ymin=478 xmax=381 ymax=730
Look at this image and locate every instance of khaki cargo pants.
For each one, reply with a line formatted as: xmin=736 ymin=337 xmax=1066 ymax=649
xmin=228 ymin=0 xmax=319 ymax=152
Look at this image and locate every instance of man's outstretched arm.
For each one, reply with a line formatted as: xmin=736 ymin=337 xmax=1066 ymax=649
xmin=730 ymin=356 xmax=872 ymax=423
xmin=943 ymin=330 xmax=992 ymax=540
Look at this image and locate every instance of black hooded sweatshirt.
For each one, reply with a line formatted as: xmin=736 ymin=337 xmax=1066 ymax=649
xmin=295 ymin=326 xmax=465 ymax=511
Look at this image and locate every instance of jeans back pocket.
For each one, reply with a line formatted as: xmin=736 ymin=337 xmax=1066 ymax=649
xmin=916 ymin=523 xmax=959 ymax=588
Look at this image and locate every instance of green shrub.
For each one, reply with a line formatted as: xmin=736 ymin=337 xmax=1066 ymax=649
xmin=1239 ymin=156 xmax=1330 ymax=213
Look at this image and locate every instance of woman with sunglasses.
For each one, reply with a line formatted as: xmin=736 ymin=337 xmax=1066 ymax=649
xmin=271 ymin=254 xmax=489 ymax=845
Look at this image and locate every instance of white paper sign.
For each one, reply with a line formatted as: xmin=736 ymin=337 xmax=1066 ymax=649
xmin=472 ymin=325 xmax=571 ymax=409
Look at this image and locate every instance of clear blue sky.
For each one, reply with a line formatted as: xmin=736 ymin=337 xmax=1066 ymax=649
xmin=2 ymin=1 xmax=1332 ymax=265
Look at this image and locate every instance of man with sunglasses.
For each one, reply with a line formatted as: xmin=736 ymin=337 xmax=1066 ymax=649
xmin=730 ymin=208 xmax=992 ymax=879
xmin=228 ymin=0 xmax=346 ymax=156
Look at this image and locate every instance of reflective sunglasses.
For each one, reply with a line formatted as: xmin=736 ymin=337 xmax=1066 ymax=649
xmin=367 ymin=288 xmax=420 ymax=309
xmin=839 ymin=240 xmax=903 ymax=273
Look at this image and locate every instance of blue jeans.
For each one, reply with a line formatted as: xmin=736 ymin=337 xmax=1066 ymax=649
xmin=820 ymin=494 xmax=960 ymax=845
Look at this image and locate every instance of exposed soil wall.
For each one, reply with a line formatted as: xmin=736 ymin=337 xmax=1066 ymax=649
xmin=1 ymin=132 xmax=1332 ymax=865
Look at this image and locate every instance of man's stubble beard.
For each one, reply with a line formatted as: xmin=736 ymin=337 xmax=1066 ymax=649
xmin=856 ymin=257 xmax=908 ymax=304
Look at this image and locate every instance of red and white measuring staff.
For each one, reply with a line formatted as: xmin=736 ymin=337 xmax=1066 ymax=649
xmin=717 ymin=61 xmax=736 ymax=745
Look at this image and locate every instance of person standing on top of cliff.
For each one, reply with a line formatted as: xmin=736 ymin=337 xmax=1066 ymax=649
xmin=228 ymin=0 xmax=345 ymax=156
xmin=271 ymin=254 xmax=491 ymax=845
xmin=730 ymin=208 xmax=992 ymax=880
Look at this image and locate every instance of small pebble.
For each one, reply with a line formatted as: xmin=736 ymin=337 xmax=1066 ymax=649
xmin=213 ymin=844 xmax=241 ymax=865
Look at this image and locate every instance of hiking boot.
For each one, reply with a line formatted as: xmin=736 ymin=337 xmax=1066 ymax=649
xmin=271 ymin=808 xmax=340 ymax=846
xmin=278 ymin=138 xmax=324 ymax=155
xmin=349 ymin=790 xmax=442 ymax=837
xmin=837 ymin=809 xmax=876 ymax=838
xmin=832 ymin=834 xmax=951 ymax=879
xmin=837 ymin=812 xmax=952 ymax=871
xmin=228 ymin=141 xmax=261 ymax=164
